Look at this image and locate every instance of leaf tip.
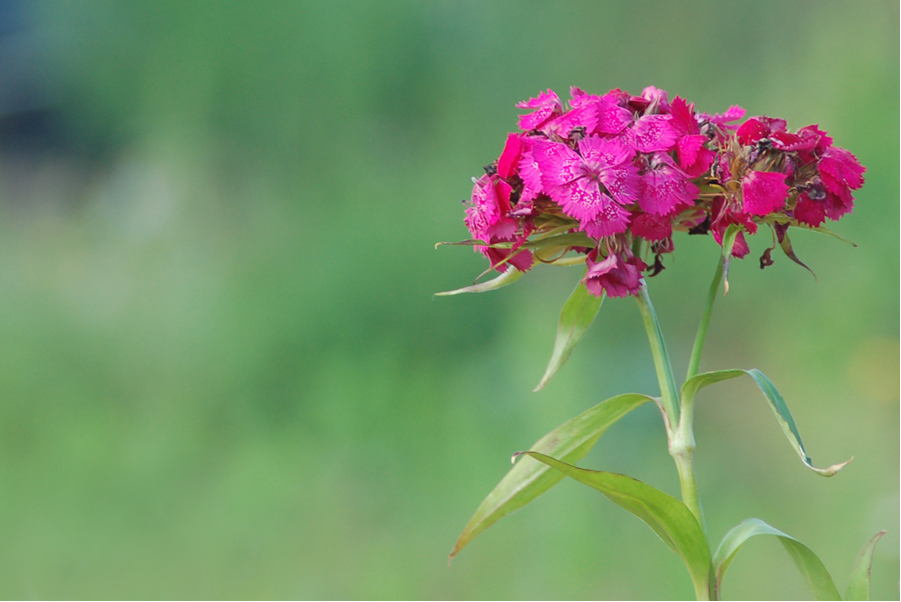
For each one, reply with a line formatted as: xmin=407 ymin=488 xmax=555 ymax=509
xmin=812 ymin=456 xmax=853 ymax=477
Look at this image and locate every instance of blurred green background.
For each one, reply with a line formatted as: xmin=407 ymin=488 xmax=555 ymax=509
xmin=0 ymin=1 xmax=896 ymax=599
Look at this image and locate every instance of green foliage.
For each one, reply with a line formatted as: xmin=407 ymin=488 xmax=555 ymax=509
xmin=521 ymin=452 xmax=712 ymax=599
xmin=845 ymin=531 xmax=886 ymax=601
xmin=682 ymin=369 xmax=851 ymax=476
xmin=534 ymin=282 xmax=604 ymax=392
xmin=435 ymin=266 xmax=523 ymax=296
xmin=451 ymin=393 xmax=653 ymax=559
xmin=714 ymin=518 xmax=841 ymax=601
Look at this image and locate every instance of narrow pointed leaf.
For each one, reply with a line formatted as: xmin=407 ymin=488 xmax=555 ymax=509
xmin=680 ymin=369 xmax=744 ymax=408
xmin=778 ymin=228 xmax=817 ymax=280
xmin=435 ymin=267 xmax=523 ymax=296
xmin=681 ymin=368 xmax=851 ymax=476
xmin=520 ymin=452 xmax=712 ymax=594
xmin=845 ymin=530 xmax=886 ymax=601
xmin=721 ymin=224 xmax=740 ymax=294
xmin=534 ymin=282 xmax=604 ymax=391
xmin=809 ymin=225 xmax=858 ymax=247
xmin=714 ymin=518 xmax=841 ymax=601
xmin=744 ymin=368 xmax=851 ymax=476
xmin=522 ymin=231 xmax=594 ymax=250
xmin=450 ymin=393 xmax=653 ymax=560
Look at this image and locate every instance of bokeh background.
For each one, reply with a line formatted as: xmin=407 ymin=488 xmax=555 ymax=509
xmin=0 ymin=1 xmax=896 ymax=599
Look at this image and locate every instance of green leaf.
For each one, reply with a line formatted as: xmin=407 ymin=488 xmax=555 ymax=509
xmin=434 ymin=267 xmax=523 ymax=296
xmin=522 ymin=231 xmax=594 ymax=250
xmin=534 ymin=282 xmax=604 ymax=392
xmin=845 ymin=530 xmax=886 ymax=601
xmin=713 ymin=518 xmax=841 ymax=601
xmin=450 ymin=393 xmax=654 ymax=561
xmin=809 ymin=224 xmax=858 ymax=247
xmin=681 ymin=368 xmax=851 ymax=477
xmin=520 ymin=452 xmax=712 ymax=597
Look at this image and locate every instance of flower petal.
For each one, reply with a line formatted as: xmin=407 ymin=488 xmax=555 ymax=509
xmin=742 ymin=170 xmax=789 ymax=216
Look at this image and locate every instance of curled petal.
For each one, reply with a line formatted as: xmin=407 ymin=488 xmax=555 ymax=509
xmin=516 ymin=89 xmax=563 ymax=131
xmin=583 ymin=251 xmax=646 ymax=298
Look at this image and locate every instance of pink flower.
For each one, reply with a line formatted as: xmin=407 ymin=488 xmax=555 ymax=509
xmin=736 ymin=116 xmax=788 ymax=146
xmin=465 ymin=174 xmax=533 ymax=272
xmin=627 ymin=114 xmax=680 ymax=153
xmin=516 ymin=138 xmax=544 ymax=204
xmin=818 ymin=146 xmax=866 ymax=200
xmin=742 ymin=170 xmax=789 ymax=216
xmin=533 ymin=136 xmax=639 ymax=236
xmin=516 ymin=90 xmax=563 ymax=131
xmin=465 ymin=175 xmax=515 ymax=241
xmin=569 ymin=87 xmax=632 ymax=134
xmin=640 ymin=85 xmax=670 ymax=114
xmin=670 ymin=96 xmax=715 ymax=177
xmin=702 ymin=105 xmax=746 ymax=129
xmin=638 ymin=153 xmax=699 ymax=215
xmin=583 ymin=249 xmax=647 ymax=298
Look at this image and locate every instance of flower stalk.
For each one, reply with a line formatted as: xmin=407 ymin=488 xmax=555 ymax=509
xmin=443 ymin=85 xmax=875 ymax=602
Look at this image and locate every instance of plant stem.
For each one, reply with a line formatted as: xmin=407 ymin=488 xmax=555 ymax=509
xmin=686 ymin=259 xmax=724 ymax=381
xmin=637 ymin=281 xmax=713 ymax=600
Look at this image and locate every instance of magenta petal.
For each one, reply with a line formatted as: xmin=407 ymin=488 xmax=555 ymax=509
xmin=794 ymin=194 xmax=827 ymax=227
xmin=593 ymin=98 xmax=633 ymax=134
xmin=599 ymin=164 xmax=640 ymax=206
xmin=579 ymin=199 xmax=630 ymax=238
xmin=579 ymin=135 xmax=634 ymax=167
xmin=517 ymin=149 xmax=544 ymax=198
xmin=736 ymin=118 xmax=768 ymax=145
xmin=669 ymin=97 xmax=698 ymax=135
xmin=676 ymin=135 xmax=706 ymax=169
xmin=545 ymin=104 xmax=599 ymax=139
xmin=819 ymin=146 xmax=866 ymax=194
xmin=631 ymin=212 xmax=673 ymax=241
xmin=742 ymin=170 xmax=789 ymax=216
xmin=629 ymin=114 xmax=680 ymax=152
xmin=824 ymin=190 xmax=854 ymax=221
xmin=516 ymin=89 xmax=563 ymax=131
xmin=497 ymin=133 xmax=524 ymax=179
xmin=516 ymin=89 xmax=560 ymax=109
xmin=532 ymin=140 xmax=582 ymax=189
xmin=583 ymin=252 xmax=645 ymax=298
xmin=558 ymin=178 xmax=606 ymax=222
xmin=638 ymin=157 xmax=698 ymax=215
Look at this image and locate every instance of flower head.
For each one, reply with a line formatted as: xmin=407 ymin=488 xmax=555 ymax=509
xmin=452 ymin=86 xmax=865 ymax=296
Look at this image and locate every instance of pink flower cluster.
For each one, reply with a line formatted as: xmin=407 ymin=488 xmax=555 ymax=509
xmin=462 ymin=86 xmax=865 ymax=298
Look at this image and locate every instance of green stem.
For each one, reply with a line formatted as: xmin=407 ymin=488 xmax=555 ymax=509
xmin=635 ymin=283 xmax=680 ymax=427
xmin=686 ymin=259 xmax=724 ymax=381
xmin=637 ymin=280 xmax=713 ymax=600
